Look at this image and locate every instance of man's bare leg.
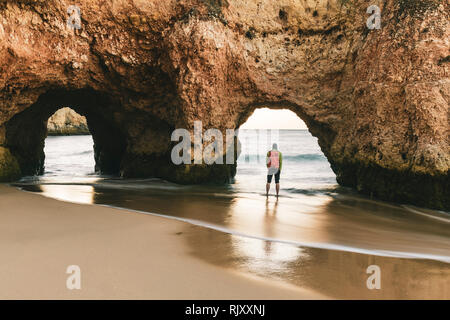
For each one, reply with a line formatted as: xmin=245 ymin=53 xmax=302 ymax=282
xmin=266 ymin=183 xmax=270 ymax=196
xmin=276 ymin=183 xmax=280 ymax=197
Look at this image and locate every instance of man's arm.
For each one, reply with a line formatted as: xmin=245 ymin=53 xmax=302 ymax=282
xmin=279 ymin=152 xmax=282 ymax=170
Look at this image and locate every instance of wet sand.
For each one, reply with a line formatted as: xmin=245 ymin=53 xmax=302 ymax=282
xmin=187 ymin=226 xmax=450 ymax=299
xmin=0 ymin=185 xmax=326 ymax=299
xmin=21 ymin=180 xmax=450 ymax=262
xmin=1 ymin=184 xmax=449 ymax=299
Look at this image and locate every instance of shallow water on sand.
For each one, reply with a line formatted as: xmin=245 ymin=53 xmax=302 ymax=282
xmin=14 ymin=132 xmax=450 ymax=299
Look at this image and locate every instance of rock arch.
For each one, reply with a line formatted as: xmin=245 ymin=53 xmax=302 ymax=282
xmin=0 ymin=0 xmax=448 ymax=210
xmin=4 ymin=88 xmax=126 ymax=176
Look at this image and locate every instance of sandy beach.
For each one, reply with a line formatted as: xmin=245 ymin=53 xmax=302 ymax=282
xmin=0 ymin=185 xmax=327 ymax=299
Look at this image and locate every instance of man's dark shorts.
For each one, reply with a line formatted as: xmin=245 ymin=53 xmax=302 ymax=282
xmin=267 ymin=170 xmax=281 ymax=184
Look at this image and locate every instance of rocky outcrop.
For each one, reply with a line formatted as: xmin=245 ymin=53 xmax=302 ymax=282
xmin=0 ymin=146 xmax=20 ymax=181
xmin=47 ymin=107 xmax=89 ymax=135
xmin=0 ymin=0 xmax=448 ymax=210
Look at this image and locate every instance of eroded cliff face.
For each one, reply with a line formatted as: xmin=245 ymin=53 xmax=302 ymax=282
xmin=0 ymin=0 xmax=448 ymax=209
xmin=47 ymin=107 xmax=89 ymax=135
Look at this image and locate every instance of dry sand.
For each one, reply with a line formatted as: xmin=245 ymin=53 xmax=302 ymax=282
xmin=0 ymin=185 xmax=327 ymax=299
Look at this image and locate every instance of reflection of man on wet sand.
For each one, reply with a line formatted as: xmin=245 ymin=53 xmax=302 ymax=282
xmin=266 ymin=143 xmax=282 ymax=197
xmin=264 ymin=197 xmax=279 ymax=254
xmin=265 ymin=197 xmax=279 ymax=216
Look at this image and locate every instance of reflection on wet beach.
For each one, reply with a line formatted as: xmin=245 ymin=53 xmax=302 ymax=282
xmin=18 ymin=181 xmax=450 ymax=260
xmin=38 ymin=184 xmax=96 ymax=205
xmin=18 ymin=182 xmax=450 ymax=250
xmin=16 ymin=179 xmax=450 ymax=299
xmin=185 ymin=226 xmax=450 ymax=299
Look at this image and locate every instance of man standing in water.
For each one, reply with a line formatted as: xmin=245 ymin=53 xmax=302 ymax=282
xmin=266 ymin=143 xmax=282 ymax=197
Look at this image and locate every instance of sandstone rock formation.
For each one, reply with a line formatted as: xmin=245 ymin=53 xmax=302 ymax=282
xmin=0 ymin=0 xmax=448 ymax=210
xmin=47 ymin=107 xmax=89 ymax=135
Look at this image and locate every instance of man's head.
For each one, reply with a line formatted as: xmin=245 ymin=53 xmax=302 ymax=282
xmin=272 ymin=143 xmax=278 ymax=150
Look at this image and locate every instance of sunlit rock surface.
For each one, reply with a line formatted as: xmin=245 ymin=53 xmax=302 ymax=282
xmin=47 ymin=107 xmax=89 ymax=135
xmin=0 ymin=0 xmax=448 ymax=209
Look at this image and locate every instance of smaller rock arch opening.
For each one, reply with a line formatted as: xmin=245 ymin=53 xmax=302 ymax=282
xmin=44 ymin=107 xmax=95 ymax=178
xmin=4 ymin=88 xmax=127 ymax=180
xmin=235 ymin=108 xmax=337 ymax=193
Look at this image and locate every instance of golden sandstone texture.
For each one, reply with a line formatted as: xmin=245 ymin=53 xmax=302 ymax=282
xmin=0 ymin=0 xmax=448 ymax=209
